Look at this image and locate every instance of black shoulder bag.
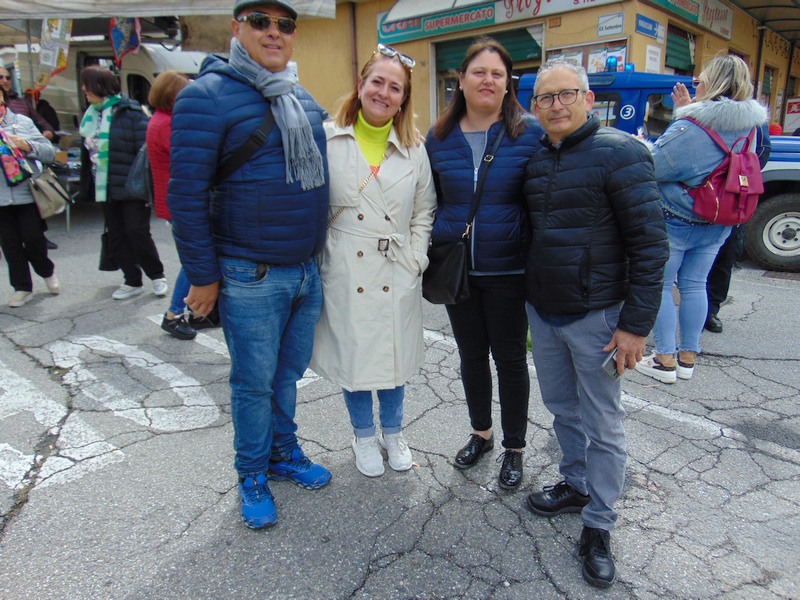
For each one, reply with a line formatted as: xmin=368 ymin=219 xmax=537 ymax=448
xmin=422 ymin=129 xmax=505 ymax=305
xmin=213 ymin=104 xmax=275 ymax=187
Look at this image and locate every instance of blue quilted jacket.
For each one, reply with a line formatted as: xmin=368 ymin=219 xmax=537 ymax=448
xmin=425 ymin=118 xmax=542 ymax=275
xmin=167 ymin=55 xmax=329 ymax=286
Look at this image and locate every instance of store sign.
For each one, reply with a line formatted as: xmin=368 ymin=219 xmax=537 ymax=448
xmin=598 ymin=13 xmax=624 ymax=37
xmin=635 ymin=14 xmax=660 ymax=39
xmin=379 ymin=0 xmax=619 ymax=43
xmin=646 ymin=0 xmax=732 ymax=40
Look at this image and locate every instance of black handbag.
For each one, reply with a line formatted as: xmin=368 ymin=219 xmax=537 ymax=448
xmin=422 ymin=130 xmax=505 ymax=305
xmin=99 ymin=228 xmax=118 ymax=271
xmin=125 ymin=142 xmax=153 ymax=204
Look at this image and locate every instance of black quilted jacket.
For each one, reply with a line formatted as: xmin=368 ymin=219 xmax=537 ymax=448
xmin=523 ymin=115 xmax=669 ymax=337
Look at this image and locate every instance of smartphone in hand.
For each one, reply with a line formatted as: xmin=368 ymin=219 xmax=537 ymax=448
xmin=601 ymin=348 xmax=622 ymax=381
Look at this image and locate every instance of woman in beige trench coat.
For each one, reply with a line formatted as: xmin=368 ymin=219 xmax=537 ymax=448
xmin=310 ymin=45 xmax=436 ymax=478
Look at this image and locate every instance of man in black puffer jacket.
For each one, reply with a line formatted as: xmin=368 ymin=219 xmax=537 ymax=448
xmin=522 ymin=60 xmax=668 ymax=589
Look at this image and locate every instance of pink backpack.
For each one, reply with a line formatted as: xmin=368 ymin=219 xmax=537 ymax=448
xmin=683 ymin=116 xmax=764 ymax=225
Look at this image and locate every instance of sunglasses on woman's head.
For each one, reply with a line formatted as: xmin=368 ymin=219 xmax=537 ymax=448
xmin=236 ymin=13 xmax=296 ymax=34
xmin=374 ymin=43 xmax=415 ymax=69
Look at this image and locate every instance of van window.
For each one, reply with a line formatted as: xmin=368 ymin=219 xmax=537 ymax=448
xmin=643 ymin=93 xmax=676 ymax=138
xmin=127 ymin=74 xmax=152 ymax=110
xmin=591 ymin=93 xmax=620 ymax=128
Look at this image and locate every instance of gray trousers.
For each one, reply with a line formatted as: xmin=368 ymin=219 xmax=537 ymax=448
xmin=527 ymin=302 xmax=627 ymax=531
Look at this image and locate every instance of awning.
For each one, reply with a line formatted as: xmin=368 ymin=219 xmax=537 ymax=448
xmin=384 ymin=0 xmax=485 ymax=23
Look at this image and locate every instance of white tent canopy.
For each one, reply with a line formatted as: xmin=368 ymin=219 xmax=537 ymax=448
xmin=0 ymin=0 xmax=334 ymax=20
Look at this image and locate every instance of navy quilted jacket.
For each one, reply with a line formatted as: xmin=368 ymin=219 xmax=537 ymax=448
xmin=167 ymin=55 xmax=329 ymax=286
xmin=425 ymin=118 xmax=542 ymax=274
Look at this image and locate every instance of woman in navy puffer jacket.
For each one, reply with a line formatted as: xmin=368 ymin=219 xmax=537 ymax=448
xmin=426 ymin=37 xmax=542 ymax=490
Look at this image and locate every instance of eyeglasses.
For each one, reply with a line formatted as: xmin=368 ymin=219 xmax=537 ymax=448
xmin=691 ymin=77 xmax=702 ymax=88
xmin=0 ymin=75 xmax=11 ymax=80
xmin=533 ymin=88 xmax=583 ymax=109
xmin=236 ymin=13 xmax=296 ymax=35
xmin=374 ymin=43 xmax=415 ymax=69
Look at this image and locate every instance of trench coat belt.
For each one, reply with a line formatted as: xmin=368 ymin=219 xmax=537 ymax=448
xmin=330 ymin=224 xmax=408 ymax=262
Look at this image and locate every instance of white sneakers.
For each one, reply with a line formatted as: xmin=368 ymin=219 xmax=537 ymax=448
xmin=152 ymin=278 xmax=169 ymax=297
xmin=380 ymin=433 xmax=413 ymax=471
xmin=352 ymin=432 xmax=414 ymax=477
xmin=352 ymin=436 xmax=385 ymax=477
xmin=8 ymin=291 xmax=33 ymax=307
xmin=635 ymin=353 xmax=677 ymax=384
xmin=44 ymin=274 xmax=60 ymax=294
xmin=112 ymin=284 xmax=144 ymax=300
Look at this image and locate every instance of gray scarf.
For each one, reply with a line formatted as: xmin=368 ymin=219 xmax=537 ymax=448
xmin=229 ymin=38 xmax=325 ymax=190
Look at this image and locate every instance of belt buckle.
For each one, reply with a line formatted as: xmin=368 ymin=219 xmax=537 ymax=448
xmin=377 ymin=238 xmax=389 ymax=252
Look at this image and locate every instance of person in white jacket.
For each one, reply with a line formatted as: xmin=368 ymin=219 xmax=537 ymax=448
xmin=310 ymin=45 xmax=436 ymax=477
xmin=0 ymin=89 xmax=58 ymax=307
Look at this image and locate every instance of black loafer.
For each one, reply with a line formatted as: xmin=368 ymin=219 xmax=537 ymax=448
xmin=705 ymin=313 xmax=723 ymax=333
xmin=161 ymin=313 xmax=197 ymax=340
xmin=526 ymin=480 xmax=590 ymax=516
xmin=580 ymin=526 xmax=616 ymax=588
xmin=497 ymin=450 xmax=523 ymax=490
xmin=189 ymin=306 xmax=221 ymax=330
xmin=454 ymin=434 xmax=494 ymax=469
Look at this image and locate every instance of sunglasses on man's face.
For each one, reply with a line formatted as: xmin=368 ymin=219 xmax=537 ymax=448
xmin=0 ymin=75 xmax=11 ymax=80
xmin=236 ymin=13 xmax=296 ymax=34
xmin=374 ymin=43 xmax=415 ymax=69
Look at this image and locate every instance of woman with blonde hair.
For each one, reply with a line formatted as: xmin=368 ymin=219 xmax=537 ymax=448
xmin=636 ymin=53 xmax=767 ymax=384
xmin=310 ymin=45 xmax=436 ymax=477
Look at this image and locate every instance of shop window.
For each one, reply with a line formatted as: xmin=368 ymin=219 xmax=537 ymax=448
xmin=761 ymin=66 xmax=775 ymax=109
xmin=546 ymin=42 xmax=627 ymax=74
xmin=665 ymin=25 xmax=695 ymax=74
xmin=591 ymin=93 xmax=620 ymax=128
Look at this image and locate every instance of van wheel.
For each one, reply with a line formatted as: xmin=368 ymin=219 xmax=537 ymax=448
xmin=744 ymin=194 xmax=800 ymax=272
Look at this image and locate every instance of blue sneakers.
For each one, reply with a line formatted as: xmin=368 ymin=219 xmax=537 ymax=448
xmin=268 ymin=447 xmax=332 ymax=489
xmin=238 ymin=473 xmax=277 ymax=529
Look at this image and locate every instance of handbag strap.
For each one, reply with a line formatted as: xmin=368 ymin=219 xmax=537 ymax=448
xmin=213 ymin=103 xmax=275 ymax=187
xmin=463 ymin=128 xmax=505 ymax=238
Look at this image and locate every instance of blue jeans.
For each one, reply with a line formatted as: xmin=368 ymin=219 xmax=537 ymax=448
xmin=218 ymin=256 xmax=322 ymax=479
xmin=343 ymin=386 xmax=404 ymax=438
xmin=653 ymin=218 xmax=731 ymax=355
xmin=527 ymin=303 xmax=627 ymax=531
xmin=168 ymin=267 xmax=191 ymax=315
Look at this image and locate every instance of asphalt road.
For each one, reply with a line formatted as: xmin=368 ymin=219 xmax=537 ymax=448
xmin=0 ymin=202 xmax=798 ymax=599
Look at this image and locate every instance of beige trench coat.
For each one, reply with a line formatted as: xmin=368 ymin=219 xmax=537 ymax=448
xmin=310 ymin=122 xmax=436 ymax=391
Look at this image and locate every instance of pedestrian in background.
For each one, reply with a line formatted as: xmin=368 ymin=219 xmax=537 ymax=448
xmin=147 ymin=70 xmax=218 ymax=340
xmin=0 ymin=88 xmax=59 ymax=307
xmin=636 ymin=54 xmax=767 ymax=384
xmin=78 ymin=65 xmax=168 ymax=301
xmin=310 ymin=45 xmax=436 ymax=477
xmin=425 ymin=37 xmax=542 ymax=491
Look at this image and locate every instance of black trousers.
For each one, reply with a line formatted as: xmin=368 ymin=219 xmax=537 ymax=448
xmin=0 ymin=202 xmax=54 ymax=292
xmin=706 ymin=225 xmax=743 ymax=317
xmin=102 ymin=201 xmax=164 ymax=287
xmin=445 ymin=273 xmax=530 ymax=449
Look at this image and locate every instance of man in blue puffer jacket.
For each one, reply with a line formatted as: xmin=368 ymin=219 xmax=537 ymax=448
xmin=167 ymin=0 xmax=330 ymax=530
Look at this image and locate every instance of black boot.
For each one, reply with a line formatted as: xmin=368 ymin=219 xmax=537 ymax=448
xmin=497 ymin=450 xmax=523 ymax=490
xmin=579 ymin=526 xmax=616 ymax=588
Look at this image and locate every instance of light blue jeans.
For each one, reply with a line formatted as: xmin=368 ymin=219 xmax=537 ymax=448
xmin=343 ymin=386 xmax=404 ymax=438
xmin=527 ymin=302 xmax=627 ymax=531
xmin=168 ymin=267 xmax=191 ymax=315
xmin=653 ymin=217 xmax=731 ymax=355
xmin=218 ymin=256 xmax=322 ymax=479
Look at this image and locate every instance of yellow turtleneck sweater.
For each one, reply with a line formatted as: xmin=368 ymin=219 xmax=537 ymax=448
xmin=354 ymin=110 xmax=392 ymax=167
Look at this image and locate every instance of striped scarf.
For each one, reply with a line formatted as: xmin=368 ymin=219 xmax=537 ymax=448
xmin=80 ymin=95 xmax=121 ymax=202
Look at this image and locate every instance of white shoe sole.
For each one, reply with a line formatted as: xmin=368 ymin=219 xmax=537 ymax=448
xmin=676 ymin=365 xmax=694 ymax=380
xmin=634 ymin=364 xmax=677 ymax=384
xmin=8 ymin=293 xmax=33 ymax=308
xmin=379 ymin=435 xmax=413 ymax=471
xmin=112 ymin=287 xmax=144 ymax=300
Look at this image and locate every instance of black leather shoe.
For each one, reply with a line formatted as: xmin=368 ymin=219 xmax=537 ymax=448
xmin=497 ymin=450 xmax=523 ymax=490
xmin=454 ymin=434 xmax=494 ymax=469
xmin=579 ymin=526 xmax=616 ymax=588
xmin=45 ymin=237 xmax=58 ymax=250
xmin=189 ymin=306 xmax=221 ymax=330
xmin=526 ymin=480 xmax=590 ymax=516
xmin=161 ymin=313 xmax=197 ymax=340
xmin=705 ymin=313 xmax=723 ymax=333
